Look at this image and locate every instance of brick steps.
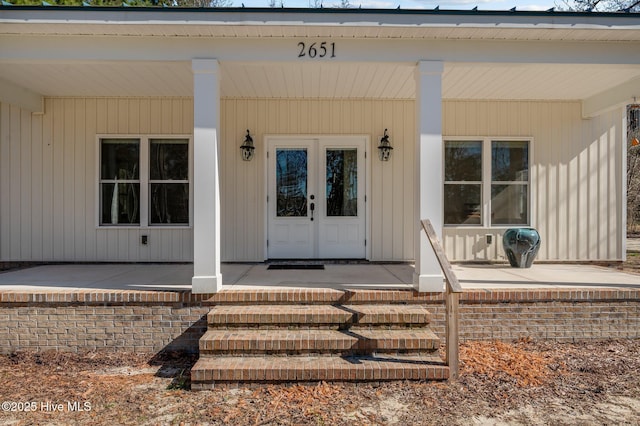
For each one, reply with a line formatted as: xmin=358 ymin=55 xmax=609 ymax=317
xmin=346 ymin=304 xmax=431 ymax=326
xmin=205 ymin=288 xmax=437 ymax=305
xmin=199 ymin=329 xmax=440 ymax=355
xmin=207 ymin=305 xmax=351 ymax=328
xmin=191 ymin=354 xmax=448 ymax=389
xmin=193 ymin=288 xmax=448 ymax=388
xmin=207 ymin=304 xmax=431 ymax=328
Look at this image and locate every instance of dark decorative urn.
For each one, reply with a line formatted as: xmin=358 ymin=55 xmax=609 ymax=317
xmin=502 ymin=228 xmax=541 ymax=268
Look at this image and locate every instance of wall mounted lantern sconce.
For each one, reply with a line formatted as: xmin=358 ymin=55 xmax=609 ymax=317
xmin=378 ymin=128 xmax=393 ymax=161
xmin=240 ymin=129 xmax=255 ymax=161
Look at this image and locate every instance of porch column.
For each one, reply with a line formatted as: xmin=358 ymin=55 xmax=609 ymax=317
xmin=191 ymin=58 xmax=222 ymax=294
xmin=414 ymin=60 xmax=445 ymax=292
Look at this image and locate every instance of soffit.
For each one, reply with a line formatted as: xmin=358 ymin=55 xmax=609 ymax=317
xmin=1 ymin=60 xmax=639 ymax=101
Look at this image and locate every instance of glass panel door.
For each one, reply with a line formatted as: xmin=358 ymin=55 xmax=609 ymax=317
xmin=318 ymin=141 xmax=366 ymax=259
xmin=267 ymin=141 xmax=316 ymax=259
xmin=276 ymin=149 xmax=308 ymax=217
xmin=326 ymin=149 xmax=358 ymax=217
xmin=267 ymin=137 xmax=367 ymax=260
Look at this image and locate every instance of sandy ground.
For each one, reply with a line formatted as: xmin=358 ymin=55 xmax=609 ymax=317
xmin=0 ymin=339 xmax=639 ymax=425
xmin=0 ymin=245 xmax=638 ymax=425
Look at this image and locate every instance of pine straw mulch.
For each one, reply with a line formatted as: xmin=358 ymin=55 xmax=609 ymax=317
xmin=1 ymin=339 xmax=639 ymax=425
xmin=459 ymin=338 xmax=556 ymax=387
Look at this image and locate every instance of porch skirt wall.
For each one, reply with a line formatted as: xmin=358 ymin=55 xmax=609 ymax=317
xmin=0 ymin=289 xmax=638 ymax=354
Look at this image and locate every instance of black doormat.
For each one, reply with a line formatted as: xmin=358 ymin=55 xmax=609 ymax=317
xmin=267 ymin=264 xmax=325 ymax=270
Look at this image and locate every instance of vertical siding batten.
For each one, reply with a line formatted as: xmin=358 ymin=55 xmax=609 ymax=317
xmin=9 ymin=106 xmax=21 ymax=260
xmin=52 ymin=99 xmax=65 ymax=260
xmin=85 ymin=98 xmax=97 ymax=261
xmin=442 ymin=100 xmax=624 ymax=262
xmin=95 ymin=98 xmax=108 ymax=261
xmin=41 ymin=98 xmax=54 ymax=260
xmin=0 ymin=97 xmax=194 ymax=263
xmin=0 ymin=98 xmax=625 ymax=264
xmin=219 ymin=98 xmax=416 ymax=262
xmin=63 ymin=98 xmax=75 ymax=260
xmin=74 ymin=99 xmax=86 ymax=260
xmin=0 ymin=103 xmax=10 ymax=259
xmin=30 ymin=113 xmax=43 ymax=260
xmin=20 ymin=109 xmax=32 ymax=260
xmin=391 ymin=101 xmax=404 ymax=259
xmin=565 ymin=104 xmax=577 ymax=260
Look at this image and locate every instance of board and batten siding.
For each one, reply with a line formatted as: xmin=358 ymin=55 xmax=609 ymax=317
xmin=219 ymin=98 xmax=416 ymax=262
xmin=0 ymin=98 xmax=194 ymax=262
xmin=442 ymin=100 xmax=625 ymax=262
xmin=0 ymin=97 xmax=625 ymax=263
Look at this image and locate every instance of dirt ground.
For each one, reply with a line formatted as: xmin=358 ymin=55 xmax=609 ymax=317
xmin=1 ymin=248 xmax=638 ymax=425
xmin=0 ymin=339 xmax=639 ymax=426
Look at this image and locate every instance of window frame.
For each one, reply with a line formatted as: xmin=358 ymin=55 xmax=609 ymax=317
xmin=443 ymin=136 xmax=533 ymax=229
xmin=96 ymin=134 xmax=193 ymax=229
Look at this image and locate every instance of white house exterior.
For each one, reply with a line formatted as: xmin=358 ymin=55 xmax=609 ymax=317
xmin=0 ymin=7 xmax=639 ymax=293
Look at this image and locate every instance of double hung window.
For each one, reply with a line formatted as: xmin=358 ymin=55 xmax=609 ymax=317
xmin=444 ymin=138 xmax=530 ymax=227
xmin=99 ymin=136 xmax=191 ymax=227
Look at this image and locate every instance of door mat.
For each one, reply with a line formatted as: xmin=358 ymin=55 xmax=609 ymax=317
xmin=267 ymin=265 xmax=325 ymax=270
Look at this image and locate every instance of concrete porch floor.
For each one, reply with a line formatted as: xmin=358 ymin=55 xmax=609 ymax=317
xmin=0 ymin=262 xmax=638 ymax=292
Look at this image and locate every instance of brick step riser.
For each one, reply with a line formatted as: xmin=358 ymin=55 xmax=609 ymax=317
xmin=192 ymin=380 xmax=430 ymax=390
xmin=208 ymin=300 xmax=429 ymax=306
xmin=207 ymin=305 xmax=431 ymax=327
xmin=199 ymin=329 xmax=440 ymax=356
xmin=207 ymin=324 xmax=431 ymax=331
xmin=209 ymin=303 xmax=428 ymax=307
xmin=192 ymin=369 xmax=451 ymax=383
xmin=207 ymin=318 xmax=432 ymax=327
xmin=206 ymin=290 xmax=433 ymax=306
xmin=192 ymin=356 xmax=449 ymax=387
xmin=200 ymin=349 xmax=440 ymax=356
xmin=193 ymin=376 xmax=443 ymax=389
xmin=199 ymin=342 xmax=440 ymax=356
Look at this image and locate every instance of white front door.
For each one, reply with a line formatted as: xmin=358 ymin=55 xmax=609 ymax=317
xmin=267 ymin=136 xmax=367 ymax=259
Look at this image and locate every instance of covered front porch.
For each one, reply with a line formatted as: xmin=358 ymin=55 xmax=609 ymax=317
xmin=1 ymin=7 xmax=639 ymax=297
xmin=0 ymin=262 xmax=638 ymax=292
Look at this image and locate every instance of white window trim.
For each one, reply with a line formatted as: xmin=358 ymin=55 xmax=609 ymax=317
xmin=444 ymin=136 xmax=534 ymax=229
xmin=95 ymin=134 xmax=193 ymax=230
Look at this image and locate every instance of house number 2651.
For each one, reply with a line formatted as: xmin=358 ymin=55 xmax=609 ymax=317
xmin=297 ymin=42 xmax=336 ymax=59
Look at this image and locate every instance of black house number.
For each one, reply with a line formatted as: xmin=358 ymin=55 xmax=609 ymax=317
xmin=297 ymin=42 xmax=336 ymax=59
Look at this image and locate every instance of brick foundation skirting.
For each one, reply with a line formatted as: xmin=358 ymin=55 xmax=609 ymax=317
xmin=0 ymin=288 xmax=638 ymax=354
xmin=0 ymin=291 xmax=212 ymax=354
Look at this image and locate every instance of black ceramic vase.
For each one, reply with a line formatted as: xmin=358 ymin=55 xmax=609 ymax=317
xmin=502 ymin=228 xmax=541 ymax=268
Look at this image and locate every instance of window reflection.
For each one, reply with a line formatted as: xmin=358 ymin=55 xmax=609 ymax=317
xmin=100 ymin=139 xmax=140 ymax=225
xmin=491 ymin=141 xmax=529 ymax=225
xmin=444 ymin=141 xmax=482 ymax=225
xmin=276 ymin=149 xmax=308 ymax=217
xmin=492 ymin=141 xmax=529 ymax=182
xmin=326 ymin=149 xmax=357 ymax=217
xmin=149 ymin=139 xmax=189 ymax=225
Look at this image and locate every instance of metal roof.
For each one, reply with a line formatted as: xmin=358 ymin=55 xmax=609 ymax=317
xmin=1 ymin=6 xmax=639 ymax=41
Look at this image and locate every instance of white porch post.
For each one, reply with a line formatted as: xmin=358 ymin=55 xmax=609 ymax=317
xmin=191 ymin=58 xmax=222 ymax=294
xmin=414 ymin=60 xmax=445 ymax=292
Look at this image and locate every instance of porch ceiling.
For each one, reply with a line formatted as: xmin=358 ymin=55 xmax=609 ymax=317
xmin=1 ymin=60 xmax=639 ymax=102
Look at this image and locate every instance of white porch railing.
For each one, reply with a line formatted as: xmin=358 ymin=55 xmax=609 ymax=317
xmin=421 ymin=219 xmax=463 ymax=380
